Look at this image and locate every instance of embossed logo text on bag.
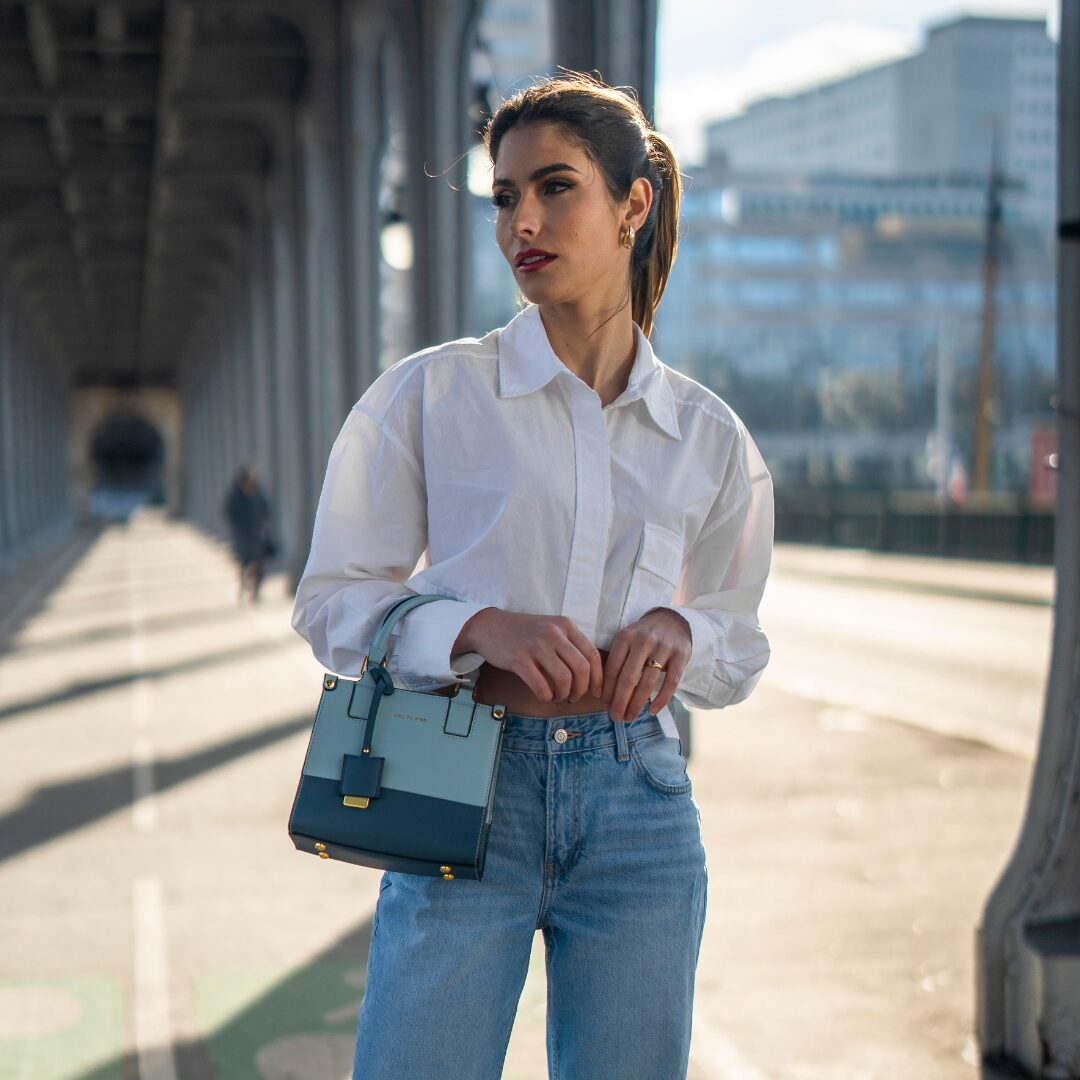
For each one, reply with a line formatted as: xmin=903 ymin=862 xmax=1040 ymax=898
xmin=398 ymin=714 xmax=428 ymax=723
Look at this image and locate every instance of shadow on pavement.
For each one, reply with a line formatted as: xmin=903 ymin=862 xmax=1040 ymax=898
xmin=0 ymin=636 xmax=296 ymax=726
xmin=5 ymin=601 xmax=272 ymax=659
xmin=0 ymin=523 xmax=106 ymax=653
xmin=70 ymin=915 xmax=376 ymax=1080
xmin=0 ymin=713 xmax=313 ymax=865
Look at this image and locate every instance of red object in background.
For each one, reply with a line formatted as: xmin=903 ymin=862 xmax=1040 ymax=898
xmin=1029 ymin=425 xmax=1058 ymax=507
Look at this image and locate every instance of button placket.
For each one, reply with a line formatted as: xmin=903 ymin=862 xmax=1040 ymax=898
xmin=559 ymin=386 xmax=612 ymax=642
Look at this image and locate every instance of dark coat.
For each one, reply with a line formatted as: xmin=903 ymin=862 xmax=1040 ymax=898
xmin=223 ymin=483 xmax=273 ymax=562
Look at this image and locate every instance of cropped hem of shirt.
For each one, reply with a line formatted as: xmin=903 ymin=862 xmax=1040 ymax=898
xmin=290 ymin=302 xmax=774 ymax=741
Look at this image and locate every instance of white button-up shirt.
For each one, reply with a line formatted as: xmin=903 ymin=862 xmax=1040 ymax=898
xmin=291 ymin=302 xmax=774 ymax=739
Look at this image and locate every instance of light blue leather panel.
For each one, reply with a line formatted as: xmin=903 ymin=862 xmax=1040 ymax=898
xmin=303 ymin=678 xmax=503 ymax=808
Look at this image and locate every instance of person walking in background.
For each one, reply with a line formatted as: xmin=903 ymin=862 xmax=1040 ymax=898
xmin=223 ymin=465 xmax=276 ymax=604
xmin=291 ymin=70 xmax=773 ymax=1079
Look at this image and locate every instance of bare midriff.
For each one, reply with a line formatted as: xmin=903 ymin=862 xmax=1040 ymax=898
xmin=448 ymin=648 xmax=613 ymax=718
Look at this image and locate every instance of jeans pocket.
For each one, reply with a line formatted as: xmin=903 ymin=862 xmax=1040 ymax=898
xmin=629 ymin=731 xmax=693 ymax=796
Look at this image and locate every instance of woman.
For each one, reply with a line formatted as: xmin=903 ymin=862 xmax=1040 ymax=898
xmin=291 ymin=71 xmax=774 ymax=1080
xmin=223 ymin=465 xmax=274 ymax=603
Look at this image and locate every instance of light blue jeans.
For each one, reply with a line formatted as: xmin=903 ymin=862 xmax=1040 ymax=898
xmin=352 ymin=702 xmax=709 ymax=1079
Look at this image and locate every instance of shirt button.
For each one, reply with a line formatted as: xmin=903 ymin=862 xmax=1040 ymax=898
xmin=553 ymin=728 xmax=568 ymax=743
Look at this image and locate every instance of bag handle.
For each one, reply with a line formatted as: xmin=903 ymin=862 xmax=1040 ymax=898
xmin=362 ymin=593 xmax=457 ymax=675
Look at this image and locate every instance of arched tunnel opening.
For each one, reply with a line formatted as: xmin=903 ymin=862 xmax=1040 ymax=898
xmin=89 ymin=412 xmax=166 ymax=520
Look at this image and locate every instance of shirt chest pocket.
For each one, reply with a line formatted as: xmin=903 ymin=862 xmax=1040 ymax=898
xmin=618 ymin=521 xmax=684 ymax=628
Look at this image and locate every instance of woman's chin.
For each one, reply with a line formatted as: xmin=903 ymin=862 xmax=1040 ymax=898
xmin=516 ymin=277 xmax=564 ymax=306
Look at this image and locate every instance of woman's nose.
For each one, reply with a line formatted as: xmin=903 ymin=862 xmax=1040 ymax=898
xmin=510 ymin=195 xmax=539 ymax=238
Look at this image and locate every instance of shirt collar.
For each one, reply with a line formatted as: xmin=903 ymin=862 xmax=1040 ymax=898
xmin=496 ymin=303 xmax=682 ymax=441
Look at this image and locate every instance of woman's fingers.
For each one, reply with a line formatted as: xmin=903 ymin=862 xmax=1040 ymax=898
xmin=563 ymin=621 xmax=605 ymax=702
xmin=603 ymin=611 xmax=692 ymax=722
xmin=611 ymin=657 xmax=666 ymax=723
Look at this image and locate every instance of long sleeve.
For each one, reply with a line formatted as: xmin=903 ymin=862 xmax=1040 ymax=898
xmin=646 ymin=420 xmax=774 ymax=710
xmin=290 ymin=404 xmax=490 ymax=688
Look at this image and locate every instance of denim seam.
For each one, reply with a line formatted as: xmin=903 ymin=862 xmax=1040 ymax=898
xmin=535 ymin=756 xmax=556 ymax=930
xmin=545 ymin=928 xmax=560 ymax=1080
xmin=501 ymin=729 xmax=661 ymax=756
xmin=502 ymin=742 xmax=616 ymax=756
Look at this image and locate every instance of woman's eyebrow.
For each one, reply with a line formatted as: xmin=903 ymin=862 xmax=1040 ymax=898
xmin=492 ymin=162 xmax=581 ymax=188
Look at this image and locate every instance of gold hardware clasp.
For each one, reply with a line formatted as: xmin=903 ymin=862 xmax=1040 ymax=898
xmin=343 ymin=796 xmax=371 ymax=809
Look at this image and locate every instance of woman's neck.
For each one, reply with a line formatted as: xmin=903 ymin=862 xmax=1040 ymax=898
xmin=536 ymin=299 xmax=637 ymax=408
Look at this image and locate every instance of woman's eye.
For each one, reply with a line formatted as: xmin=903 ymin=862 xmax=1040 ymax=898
xmin=490 ymin=180 xmax=572 ymax=209
xmin=490 ymin=192 xmax=510 ymax=208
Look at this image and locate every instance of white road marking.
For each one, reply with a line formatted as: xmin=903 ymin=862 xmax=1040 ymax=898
xmin=132 ymin=736 xmax=157 ymax=833
xmin=132 ymin=875 xmax=179 ymax=1080
xmin=690 ymin=1005 xmax=769 ymax=1080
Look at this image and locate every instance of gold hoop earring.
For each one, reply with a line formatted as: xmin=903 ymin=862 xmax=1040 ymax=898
xmin=622 ymin=224 xmax=636 ymax=249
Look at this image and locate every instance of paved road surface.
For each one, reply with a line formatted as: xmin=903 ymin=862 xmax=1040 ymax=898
xmin=0 ymin=516 xmax=1042 ymax=1079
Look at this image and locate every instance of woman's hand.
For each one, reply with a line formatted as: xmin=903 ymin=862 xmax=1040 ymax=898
xmin=601 ymin=609 xmax=692 ymax=722
xmin=455 ymin=609 xmax=604 ymax=704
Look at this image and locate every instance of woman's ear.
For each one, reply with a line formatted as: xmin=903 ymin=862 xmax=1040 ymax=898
xmin=625 ymin=176 xmax=653 ymax=233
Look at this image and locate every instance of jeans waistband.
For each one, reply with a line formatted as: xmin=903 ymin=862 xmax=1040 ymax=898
xmin=499 ymin=701 xmax=661 ymax=755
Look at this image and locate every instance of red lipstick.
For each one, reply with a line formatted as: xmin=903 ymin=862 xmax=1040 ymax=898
xmin=516 ymin=248 xmax=557 ymax=273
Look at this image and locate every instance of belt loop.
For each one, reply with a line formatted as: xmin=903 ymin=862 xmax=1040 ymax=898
xmin=613 ymin=716 xmax=629 ymax=761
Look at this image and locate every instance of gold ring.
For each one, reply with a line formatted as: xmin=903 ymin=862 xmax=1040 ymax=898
xmin=645 ymin=658 xmax=666 ymax=671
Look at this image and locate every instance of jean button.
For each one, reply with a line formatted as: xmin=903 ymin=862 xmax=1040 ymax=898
xmin=553 ymin=728 xmax=568 ymax=743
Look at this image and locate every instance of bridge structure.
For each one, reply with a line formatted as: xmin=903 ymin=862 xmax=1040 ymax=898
xmin=0 ymin=0 xmax=656 ymax=559
xmin=0 ymin=1 xmax=1077 ymax=1076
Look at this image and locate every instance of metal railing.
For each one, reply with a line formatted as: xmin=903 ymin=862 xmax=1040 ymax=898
xmin=775 ymin=489 xmax=1055 ymax=564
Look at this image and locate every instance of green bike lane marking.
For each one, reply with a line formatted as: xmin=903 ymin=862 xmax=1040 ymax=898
xmin=192 ymin=962 xmax=362 ymax=1079
xmin=0 ymin=975 xmax=124 ymax=1080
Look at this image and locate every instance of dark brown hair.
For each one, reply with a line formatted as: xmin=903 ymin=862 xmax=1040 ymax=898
xmin=482 ymin=70 xmax=682 ymax=339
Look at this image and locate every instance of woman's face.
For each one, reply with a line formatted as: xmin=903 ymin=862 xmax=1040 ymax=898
xmin=491 ymin=121 xmax=647 ymax=310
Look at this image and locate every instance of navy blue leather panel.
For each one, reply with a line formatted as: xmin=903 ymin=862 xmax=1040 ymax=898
xmin=340 ymin=753 xmax=384 ymax=798
xmin=289 ymin=832 xmax=491 ymax=879
xmin=290 ymin=774 xmax=487 ymax=870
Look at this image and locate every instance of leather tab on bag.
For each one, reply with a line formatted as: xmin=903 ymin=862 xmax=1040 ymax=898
xmin=340 ymin=753 xmax=385 ymax=799
xmin=444 ymin=700 xmax=475 ymax=738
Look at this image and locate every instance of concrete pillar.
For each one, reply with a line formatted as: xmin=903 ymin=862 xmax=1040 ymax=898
xmin=552 ymin=0 xmax=658 ymax=120
xmin=343 ymin=0 xmax=391 ymax=401
xmin=294 ymin=5 xmax=350 ymax=517
xmin=248 ymin=188 xmax=277 ymax=505
xmin=263 ymin=107 xmax=314 ymax=588
xmin=976 ymin=5 xmax=1080 ymax=1075
xmin=0 ymin=292 xmax=15 ymax=563
xmin=396 ymin=0 xmax=481 ymax=348
xmin=12 ymin=306 xmax=27 ymax=546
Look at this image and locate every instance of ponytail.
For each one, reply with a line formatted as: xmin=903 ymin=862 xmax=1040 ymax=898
xmin=631 ymin=131 xmax=681 ymax=338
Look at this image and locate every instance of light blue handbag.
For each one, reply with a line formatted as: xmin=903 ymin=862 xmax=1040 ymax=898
xmin=288 ymin=594 xmax=507 ymax=881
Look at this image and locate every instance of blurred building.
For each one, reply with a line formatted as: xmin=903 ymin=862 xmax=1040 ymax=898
xmin=703 ymin=15 xmax=1057 ymax=235
xmin=655 ymin=14 xmax=1058 ymax=497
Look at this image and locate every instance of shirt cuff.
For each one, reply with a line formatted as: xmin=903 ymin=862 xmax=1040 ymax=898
xmin=389 ymin=598 xmax=492 ymax=684
xmin=662 ymin=605 xmax=717 ymax=698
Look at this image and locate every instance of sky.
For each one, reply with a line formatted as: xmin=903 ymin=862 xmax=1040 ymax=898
xmin=655 ymin=0 xmax=1059 ymax=167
